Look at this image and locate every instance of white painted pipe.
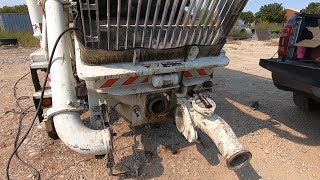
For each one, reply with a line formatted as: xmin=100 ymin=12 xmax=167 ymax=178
xmin=152 ymin=73 xmax=179 ymax=88
xmin=45 ymin=0 xmax=110 ymax=155
xmin=194 ymin=115 xmax=252 ymax=170
xmin=26 ymin=0 xmax=43 ymax=38
xmin=41 ymin=16 xmax=48 ymax=58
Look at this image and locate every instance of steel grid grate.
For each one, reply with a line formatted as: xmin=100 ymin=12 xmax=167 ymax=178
xmin=78 ymin=0 xmax=248 ymax=50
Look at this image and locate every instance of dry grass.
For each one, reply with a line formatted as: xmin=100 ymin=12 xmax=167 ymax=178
xmin=0 ymin=31 xmax=39 ymax=47
xmin=253 ymin=21 xmax=283 ymax=32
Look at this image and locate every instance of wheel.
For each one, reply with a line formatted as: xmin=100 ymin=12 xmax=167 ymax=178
xmin=293 ymin=92 xmax=319 ymax=111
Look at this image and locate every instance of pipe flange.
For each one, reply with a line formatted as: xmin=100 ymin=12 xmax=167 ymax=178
xmin=47 ymin=105 xmax=78 ymax=121
xmin=192 ymin=94 xmax=216 ymax=117
xmin=175 ymin=102 xmax=198 ymax=143
xmin=146 ymin=94 xmax=169 ymax=115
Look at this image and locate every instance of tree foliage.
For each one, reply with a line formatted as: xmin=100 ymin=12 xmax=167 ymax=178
xmin=240 ymin=11 xmax=255 ymax=23
xmin=0 ymin=5 xmax=29 ymax=13
xmin=255 ymin=3 xmax=285 ymax=23
xmin=301 ymin=2 xmax=320 ymax=15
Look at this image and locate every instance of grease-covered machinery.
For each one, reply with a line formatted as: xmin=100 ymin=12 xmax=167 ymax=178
xmin=26 ymin=0 xmax=251 ymax=173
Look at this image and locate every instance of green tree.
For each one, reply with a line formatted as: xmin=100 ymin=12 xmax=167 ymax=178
xmin=0 ymin=5 xmax=29 ymax=13
xmin=240 ymin=11 xmax=255 ymax=23
xmin=301 ymin=2 xmax=320 ymax=15
xmin=255 ymin=3 xmax=285 ymax=23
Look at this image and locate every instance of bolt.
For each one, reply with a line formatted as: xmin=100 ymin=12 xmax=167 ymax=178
xmin=133 ymin=106 xmax=140 ymax=118
xmin=67 ymin=100 xmax=73 ymax=106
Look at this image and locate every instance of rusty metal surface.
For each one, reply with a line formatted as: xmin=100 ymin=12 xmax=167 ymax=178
xmin=75 ymin=0 xmax=248 ymax=64
xmin=76 ymin=0 xmax=248 ymax=50
xmin=79 ymin=36 xmax=224 ymax=64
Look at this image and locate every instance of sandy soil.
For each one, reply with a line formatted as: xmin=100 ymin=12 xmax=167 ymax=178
xmin=1 ymin=40 xmax=320 ymax=180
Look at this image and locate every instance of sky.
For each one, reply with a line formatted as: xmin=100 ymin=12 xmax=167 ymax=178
xmin=0 ymin=0 xmax=25 ymax=7
xmin=0 ymin=0 xmax=319 ymax=13
xmin=244 ymin=0 xmax=320 ymax=13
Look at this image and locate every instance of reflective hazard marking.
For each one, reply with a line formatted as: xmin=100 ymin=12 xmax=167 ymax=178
xmin=183 ymin=68 xmax=210 ymax=78
xmin=100 ymin=78 xmax=119 ymax=88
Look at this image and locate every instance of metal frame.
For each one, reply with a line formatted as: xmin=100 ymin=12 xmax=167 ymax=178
xmin=24 ymin=0 xmax=253 ymax=172
xmin=78 ymin=0 xmax=248 ymax=50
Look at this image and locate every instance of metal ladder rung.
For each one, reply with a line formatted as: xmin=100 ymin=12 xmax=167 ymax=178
xmin=30 ymin=61 xmax=48 ymax=70
xmin=33 ymin=88 xmax=52 ymax=99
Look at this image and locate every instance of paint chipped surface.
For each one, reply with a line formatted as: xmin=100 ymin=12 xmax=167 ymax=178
xmin=2 ymin=41 xmax=320 ymax=179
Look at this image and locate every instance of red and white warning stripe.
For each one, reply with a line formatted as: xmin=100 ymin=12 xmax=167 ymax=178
xmin=183 ymin=68 xmax=211 ymax=78
xmin=98 ymin=76 xmax=149 ymax=88
xmin=97 ymin=68 xmax=211 ymax=89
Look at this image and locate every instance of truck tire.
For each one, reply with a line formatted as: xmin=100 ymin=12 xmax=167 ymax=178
xmin=293 ymin=92 xmax=319 ymax=111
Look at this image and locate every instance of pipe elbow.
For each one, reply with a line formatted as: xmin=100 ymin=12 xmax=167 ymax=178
xmin=53 ymin=112 xmax=111 ymax=155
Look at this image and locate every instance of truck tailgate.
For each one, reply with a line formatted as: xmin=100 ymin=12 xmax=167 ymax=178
xmin=260 ymin=58 xmax=320 ymax=88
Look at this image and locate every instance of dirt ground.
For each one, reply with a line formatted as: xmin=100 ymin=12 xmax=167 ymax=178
xmin=1 ymin=39 xmax=320 ymax=180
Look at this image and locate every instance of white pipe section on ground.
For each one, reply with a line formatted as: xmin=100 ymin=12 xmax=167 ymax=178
xmin=45 ymin=0 xmax=110 ymax=155
xmin=194 ymin=115 xmax=252 ymax=170
xmin=176 ymin=94 xmax=251 ymax=170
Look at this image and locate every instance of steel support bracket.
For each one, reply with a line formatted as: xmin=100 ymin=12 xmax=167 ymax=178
xmin=187 ymin=46 xmax=199 ymax=61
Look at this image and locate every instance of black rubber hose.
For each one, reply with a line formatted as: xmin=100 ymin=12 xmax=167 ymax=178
xmin=6 ymin=27 xmax=83 ymax=180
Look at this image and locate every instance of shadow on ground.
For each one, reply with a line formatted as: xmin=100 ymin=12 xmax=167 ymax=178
xmin=55 ymin=68 xmax=320 ymax=179
xmin=213 ymin=68 xmax=320 ymax=146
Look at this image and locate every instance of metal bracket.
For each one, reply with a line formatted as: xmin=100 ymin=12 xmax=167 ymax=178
xmin=106 ymin=127 xmax=115 ymax=175
xmin=133 ymin=49 xmax=140 ymax=65
xmin=187 ymin=46 xmax=199 ymax=61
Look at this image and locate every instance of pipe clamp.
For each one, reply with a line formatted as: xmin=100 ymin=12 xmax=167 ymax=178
xmin=192 ymin=94 xmax=216 ymax=117
xmin=47 ymin=105 xmax=79 ymax=121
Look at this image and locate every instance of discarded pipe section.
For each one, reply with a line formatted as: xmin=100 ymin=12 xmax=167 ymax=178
xmin=176 ymin=93 xmax=252 ymax=170
xmin=194 ymin=115 xmax=252 ymax=170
